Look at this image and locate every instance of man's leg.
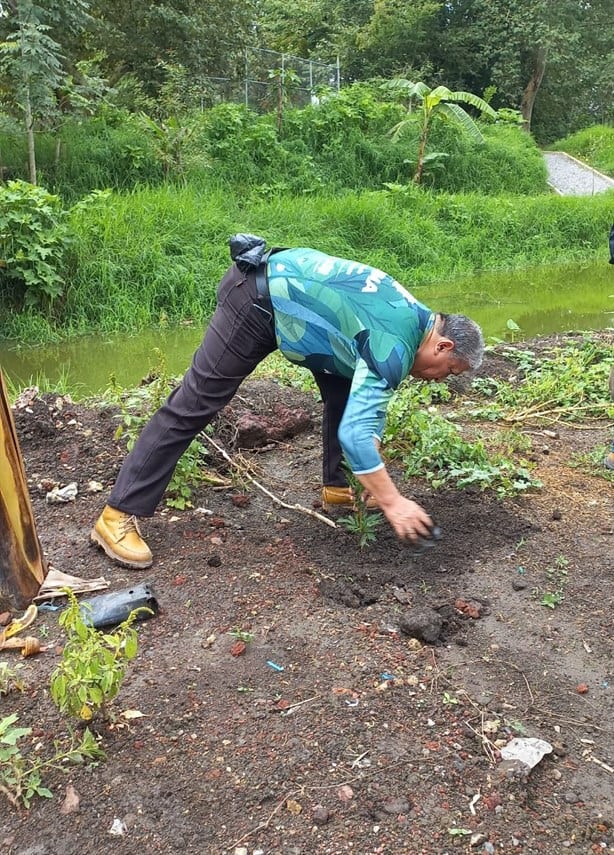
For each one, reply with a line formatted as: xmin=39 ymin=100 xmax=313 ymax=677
xmin=312 ymin=371 xmax=351 ymax=487
xmin=109 ymin=266 xmax=276 ymax=515
xmin=93 ymin=265 xmax=276 ymax=565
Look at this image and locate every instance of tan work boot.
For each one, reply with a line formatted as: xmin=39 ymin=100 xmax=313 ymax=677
xmin=605 ymin=451 xmax=614 ymax=471
xmin=321 ymin=486 xmax=378 ymax=511
xmin=91 ymin=505 xmax=153 ymax=569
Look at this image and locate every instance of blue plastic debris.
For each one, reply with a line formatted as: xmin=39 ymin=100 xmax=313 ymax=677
xmin=37 ymin=602 xmax=63 ymax=612
xmin=266 ymin=660 xmax=284 ymax=672
xmin=380 ymin=673 xmax=395 ymax=681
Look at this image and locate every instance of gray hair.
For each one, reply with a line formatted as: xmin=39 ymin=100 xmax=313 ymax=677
xmin=439 ymin=313 xmax=484 ymax=370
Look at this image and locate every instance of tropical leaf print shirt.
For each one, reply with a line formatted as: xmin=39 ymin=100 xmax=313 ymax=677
xmin=267 ymin=248 xmax=435 ymax=474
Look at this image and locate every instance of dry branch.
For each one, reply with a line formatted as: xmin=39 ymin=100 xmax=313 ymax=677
xmin=202 ymin=434 xmax=337 ymax=529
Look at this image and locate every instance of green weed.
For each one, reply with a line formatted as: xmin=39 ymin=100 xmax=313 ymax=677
xmin=467 ymin=337 xmax=613 ymax=425
xmin=386 ymin=402 xmax=539 ymax=497
xmin=0 ymin=713 xmax=103 ymax=809
xmin=0 ymin=180 xmax=71 ymax=308
xmin=50 ymin=589 xmax=148 ymax=722
xmin=230 ymin=629 xmax=254 ymax=644
xmin=0 ymin=662 xmax=24 ymax=696
xmin=533 ymin=555 xmax=569 ymax=609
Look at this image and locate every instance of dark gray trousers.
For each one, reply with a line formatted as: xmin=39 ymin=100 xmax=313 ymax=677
xmin=108 ymin=264 xmax=350 ymax=517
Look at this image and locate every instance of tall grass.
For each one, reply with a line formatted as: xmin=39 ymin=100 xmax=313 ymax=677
xmin=549 ymin=125 xmax=614 ymax=178
xmin=1 ymin=86 xmax=553 ymax=199
xmin=2 ymin=184 xmax=612 ymax=342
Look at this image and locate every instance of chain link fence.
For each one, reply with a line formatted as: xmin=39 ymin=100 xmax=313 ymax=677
xmin=198 ymin=47 xmax=340 ymax=112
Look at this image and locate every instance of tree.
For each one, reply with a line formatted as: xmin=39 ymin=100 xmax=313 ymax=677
xmin=89 ymin=0 xmax=256 ymax=107
xmin=354 ymin=0 xmax=440 ymax=80
xmin=385 ymin=79 xmax=496 ymax=184
xmin=0 ymin=0 xmax=91 ymax=183
xmin=432 ymin=0 xmax=614 ymax=137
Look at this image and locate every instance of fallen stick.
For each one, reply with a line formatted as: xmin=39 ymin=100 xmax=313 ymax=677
xmin=202 ymin=434 xmax=337 ymax=529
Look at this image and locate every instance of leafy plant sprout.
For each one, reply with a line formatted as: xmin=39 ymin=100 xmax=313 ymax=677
xmin=50 ymin=588 xmax=150 ymax=722
xmin=230 ymin=628 xmax=254 ymax=644
xmin=337 ymin=473 xmax=383 ymax=548
xmin=0 ymin=662 xmax=25 ymax=696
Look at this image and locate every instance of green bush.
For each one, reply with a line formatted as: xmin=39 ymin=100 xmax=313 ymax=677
xmin=0 ymin=180 xmax=70 ymax=307
xmin=0 ymin=85 xmax=561 ymax=199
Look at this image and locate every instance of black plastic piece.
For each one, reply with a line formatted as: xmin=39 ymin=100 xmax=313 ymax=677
xmin=79 ymin=582 xmax=159 ymax=629
xmin=409 ymin=523 xmax=442 ymax=557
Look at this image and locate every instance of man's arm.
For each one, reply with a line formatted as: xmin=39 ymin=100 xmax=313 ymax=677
xmin=337 ymin=361 xmax=433 ymax=542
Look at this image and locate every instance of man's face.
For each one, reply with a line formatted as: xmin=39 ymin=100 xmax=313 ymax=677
xmin=410 ymin=340 xmax=470 ymax=381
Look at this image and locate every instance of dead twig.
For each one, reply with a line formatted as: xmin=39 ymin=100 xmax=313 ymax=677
xmin=203 ymin=434 xmax=337 ymax=529
xmin=530 ymin=708 xmax=610 ymax=733
xmin=229 ymin=787 xmax=303 ymax=849
xmin=463 ymin=719 xmax=498 ymax=765
xmin=280 ymin=694 xmax=320 ymax=716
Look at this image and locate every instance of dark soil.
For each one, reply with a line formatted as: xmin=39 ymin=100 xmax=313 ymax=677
xmin=1 ymin=333 xmax=613 ymax=855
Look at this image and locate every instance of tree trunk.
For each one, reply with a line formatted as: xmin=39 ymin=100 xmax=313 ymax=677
xmin=0 ymin=372 xmax=47 ymax=612
xmin=24 ymin=87 xmax=37 ymax=185
xmin=520 ymin=46 xmax=548 ymax=132
xmin=413 ymin=118 xmax=430 ymax=185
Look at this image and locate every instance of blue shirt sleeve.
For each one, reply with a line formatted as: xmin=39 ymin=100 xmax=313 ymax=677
xmin=337 ymin=358 xmax=393 ymax=474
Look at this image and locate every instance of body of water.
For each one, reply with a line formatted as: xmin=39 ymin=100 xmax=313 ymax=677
xmin=1 ymin=261 xmax=612 ymax=394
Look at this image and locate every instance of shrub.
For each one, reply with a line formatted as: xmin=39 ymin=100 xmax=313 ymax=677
xmin=0 ymin=180 xmax=70 ymax=307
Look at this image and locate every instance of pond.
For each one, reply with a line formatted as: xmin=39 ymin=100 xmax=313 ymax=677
xmin=1 ymin=261 xmax=612 ymax=395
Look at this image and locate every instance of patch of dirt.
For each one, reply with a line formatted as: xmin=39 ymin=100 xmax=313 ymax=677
xmin=1 ymin=335 xmax=613 ymax=855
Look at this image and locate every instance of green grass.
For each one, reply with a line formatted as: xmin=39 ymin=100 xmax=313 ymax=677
xmin=550 ymin=125 xmax=614 ymax=178
xmin=1 ymin=182 xmax=612 ymax=343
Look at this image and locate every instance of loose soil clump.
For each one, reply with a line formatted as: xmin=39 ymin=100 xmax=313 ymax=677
xmin=1 ymin=334 xmax=613 ymax=855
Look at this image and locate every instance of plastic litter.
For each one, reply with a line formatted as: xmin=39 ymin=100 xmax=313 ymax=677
xmin=266 ymin=660 xmax=284 ymax=672
xmin=45 ymin=482 xmax=78 ymax=504
xmin=109 ymin=818 xmax=127 ymax=836
xmin=500 ymin=736 xmax=553 ymax=771
xmin=78 ymin=582 xmax=159 ymax=629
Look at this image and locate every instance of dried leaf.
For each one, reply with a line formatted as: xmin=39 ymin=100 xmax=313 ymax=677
xmin=286 ymin=799 xmax=302 ymax=815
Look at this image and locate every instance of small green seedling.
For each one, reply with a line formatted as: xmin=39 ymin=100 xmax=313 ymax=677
xmin=230 ymin=628 xmax=254 ymax=644
xmin=50 ymin=588 xmax=149 ymax=722
xmin=540 ymin=590 xmax=564 ymax=609
xmin=337 ymin=473 xmax=383 ymax=548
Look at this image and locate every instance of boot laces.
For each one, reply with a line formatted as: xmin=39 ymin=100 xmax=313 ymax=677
xmin=118 ymin=514 xmax=142 ymax=538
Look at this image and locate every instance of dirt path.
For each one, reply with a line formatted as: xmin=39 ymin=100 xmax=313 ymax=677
xmin=1 ymin=336 xmax=613 ymax=855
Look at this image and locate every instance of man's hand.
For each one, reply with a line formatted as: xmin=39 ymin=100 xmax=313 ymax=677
xmin=356 ymin=467 xmax=433 ymax=542
xmin=380 ymin=495 xmax=433 ymax=542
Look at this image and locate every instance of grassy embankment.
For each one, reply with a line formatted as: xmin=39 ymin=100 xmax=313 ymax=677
xmin=1 ymin=94 xmax=612 ymax=345
xmin=3 ymin=186 xmax=613 ymax=344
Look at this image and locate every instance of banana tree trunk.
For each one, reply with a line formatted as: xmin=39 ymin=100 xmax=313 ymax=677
xmin=0 ymin=371 xmax=47 ymax=611
xmin=413 ymin=119 xmax=430 ymax=185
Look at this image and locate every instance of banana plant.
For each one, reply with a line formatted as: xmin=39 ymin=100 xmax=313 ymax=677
xmin=384 ymin=80 xmax=497 ymax=185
